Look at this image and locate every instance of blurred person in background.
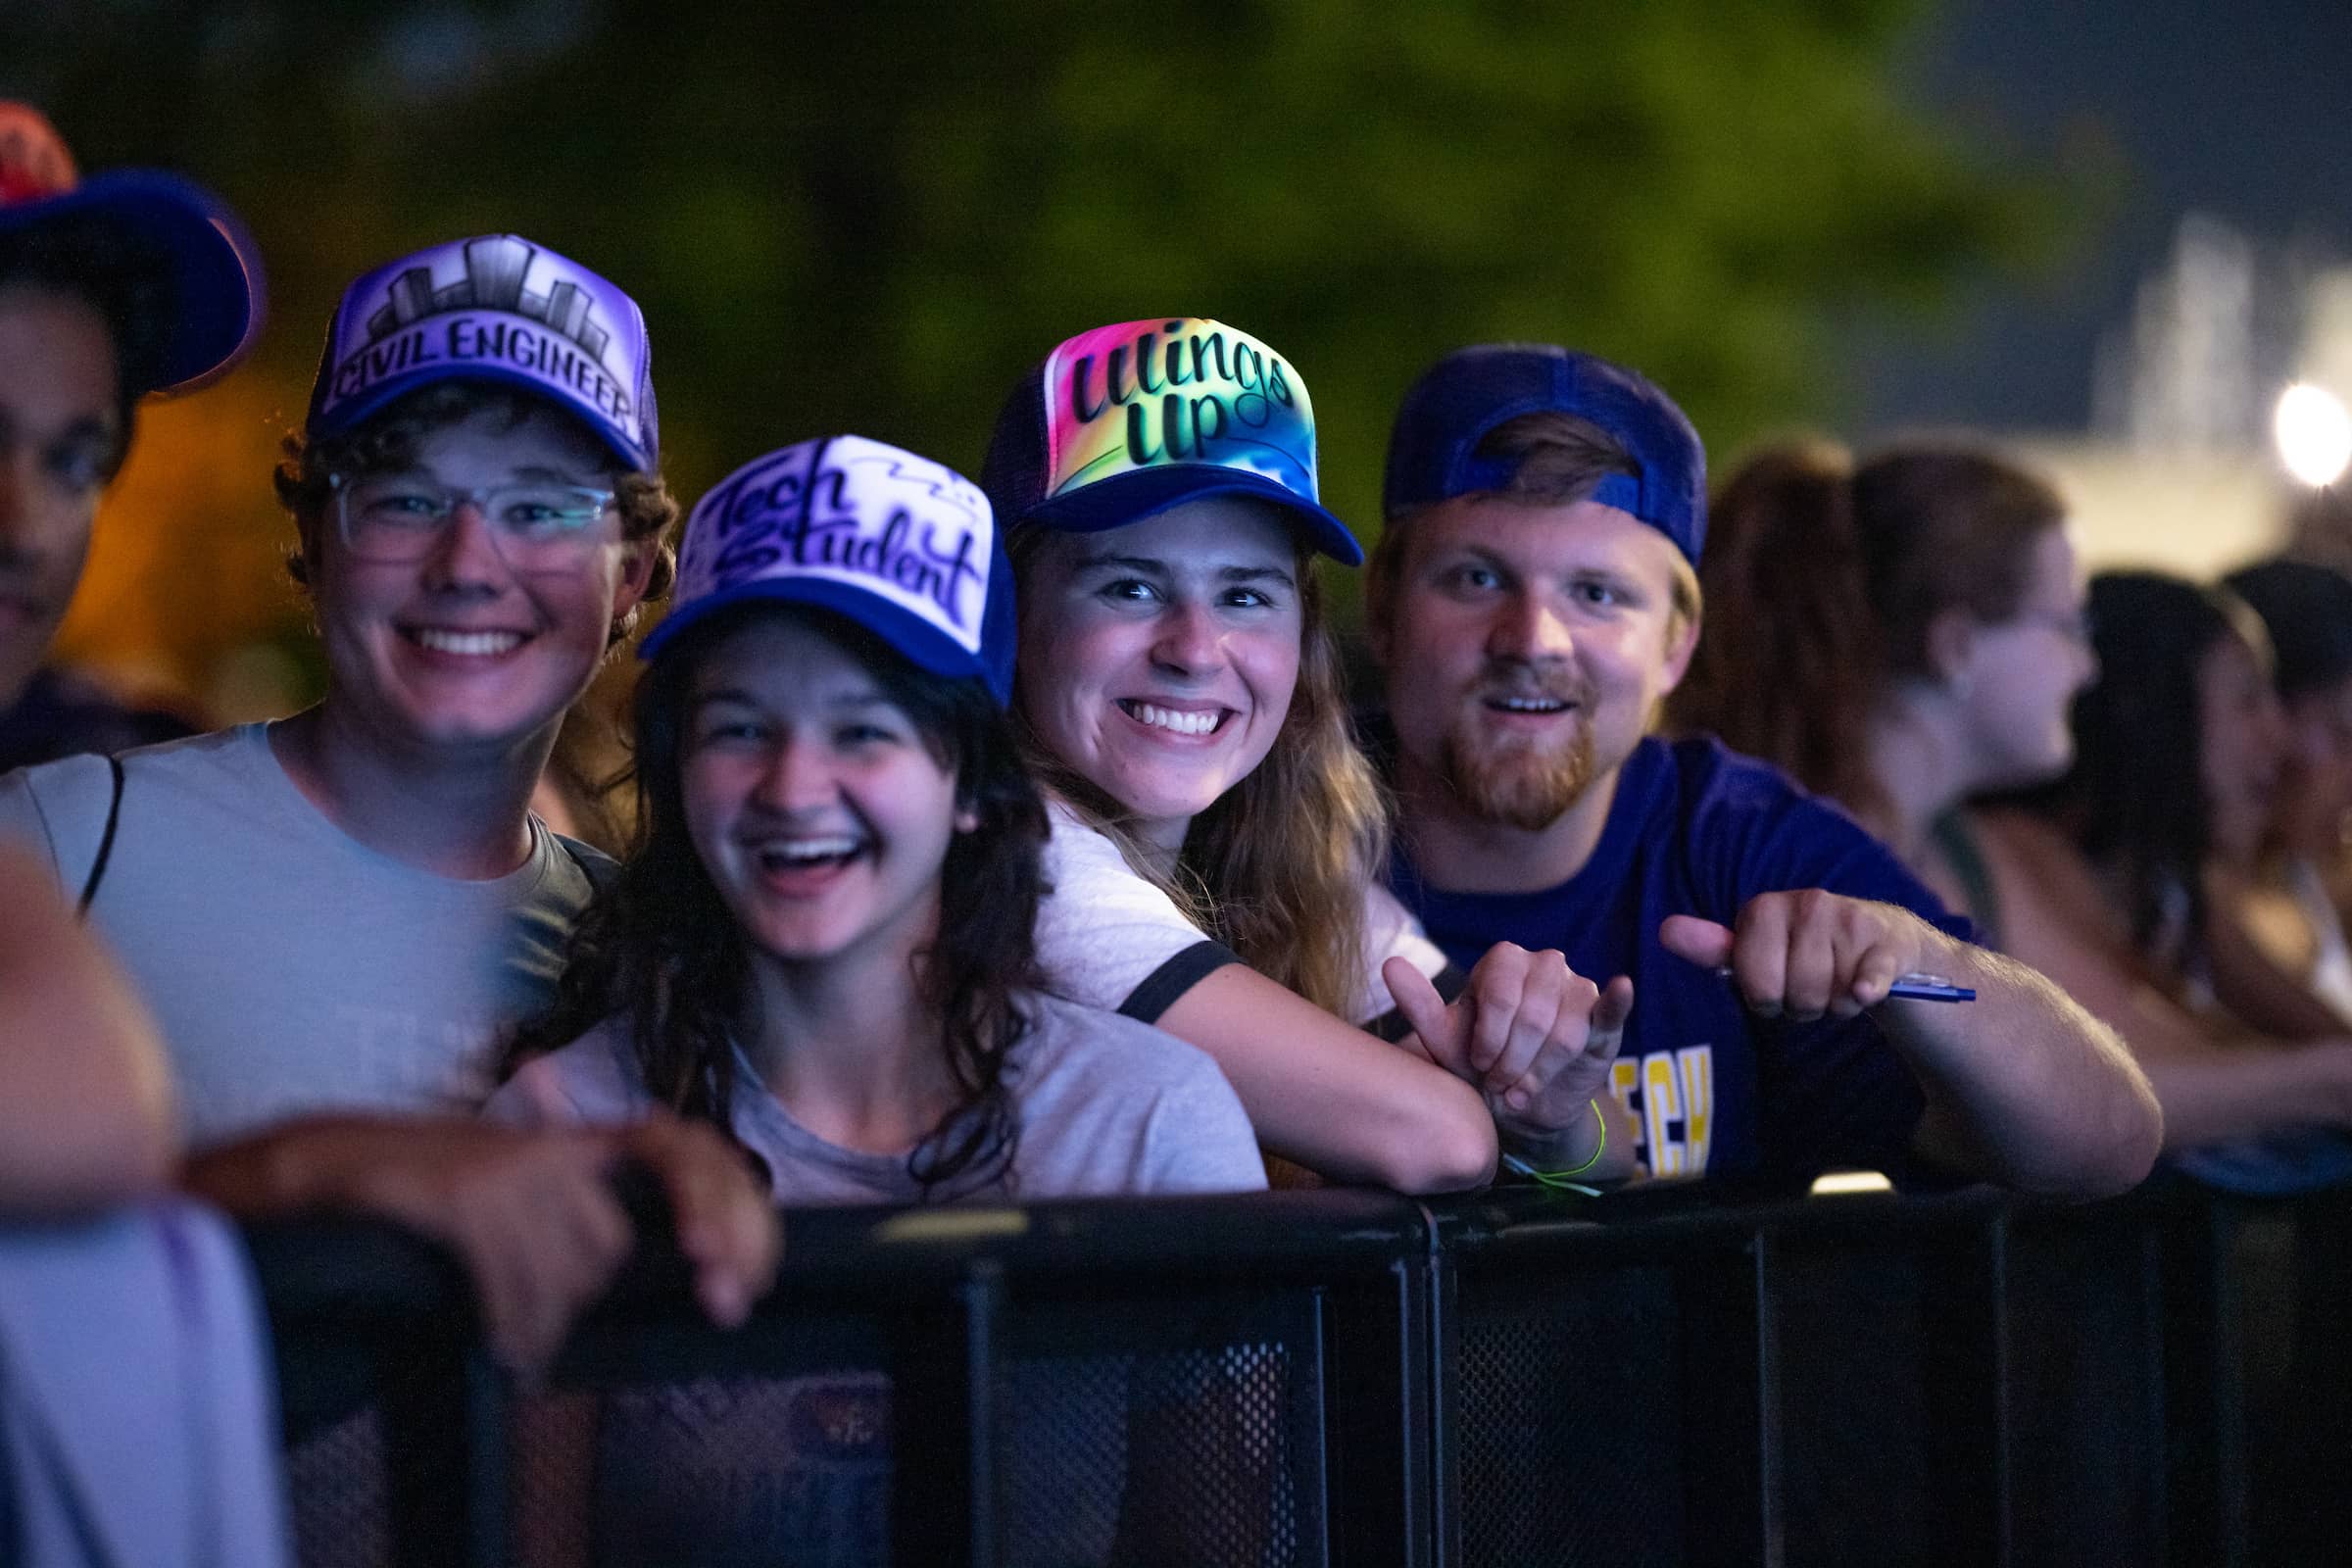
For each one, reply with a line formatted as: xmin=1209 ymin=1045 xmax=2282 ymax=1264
xmin=0 ymin=232 xmax=777 ymax=1369
xmin=0 ymin=102 xmax=260 ymax=771
xmin=985 ymin=317 xmax=1639 ymax=1194
xmin=1368 ymin=345 xmax=2159 ymax=1195
xmin=0 ymin=840 xmax=289 ymax=1567
xmin=2203 ymin=559 xmax=2352 ymax=1032
xmin=1671 ymin=440 xmax=2097 ymax=945
xmin=1977 ymin=571 xmax=2352 ymax=1180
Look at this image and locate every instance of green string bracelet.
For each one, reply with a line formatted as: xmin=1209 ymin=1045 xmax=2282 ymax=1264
xmin=1499 ymin=1100 xmax=1607 ymax=1193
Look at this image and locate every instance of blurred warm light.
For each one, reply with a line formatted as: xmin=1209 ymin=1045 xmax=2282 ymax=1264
xmin=1808 ymin=1170 xmax=1894 ymax=1198
xmin=2275 ymin=383 xmax=2352 ymax=487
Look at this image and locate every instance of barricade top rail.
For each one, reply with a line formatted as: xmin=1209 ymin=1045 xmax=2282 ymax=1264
xmin=244 ymin=1185 xmax=1438 ymax=1337
xmin=239 ymin=1177 xmax=2196 ymax=1346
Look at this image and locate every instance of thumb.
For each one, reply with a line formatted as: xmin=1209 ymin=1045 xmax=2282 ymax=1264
xmin=1383 ymin=956 xmax=1452 ymax=1053
xmin=1659 ymin=913 xmax=1735 ymax=969
xmin=1592 ymin=974 xmax=1635 ymax=1039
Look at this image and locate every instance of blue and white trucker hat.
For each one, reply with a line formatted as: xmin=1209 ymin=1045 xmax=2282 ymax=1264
xmin=307 ymin=232 xmax=658 ymax=470
xmin=646 ymin=435 xmax=1014 ymax=706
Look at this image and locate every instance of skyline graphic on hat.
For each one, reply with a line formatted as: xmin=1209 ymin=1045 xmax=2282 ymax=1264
xmin=308 ymin=233 xmax=658 ymax=470
xmin=646 ymin=434 xmax=1014 ymax=705
xmin=982 ymin=317 xmax=1363 ymax=565
xmin=1383 ymin=344 xmax=1708 ymax=563
xmin=0 ymin=102 xmax=265 ymax=397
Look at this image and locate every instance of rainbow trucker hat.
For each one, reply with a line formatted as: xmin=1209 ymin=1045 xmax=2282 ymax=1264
xmin=0 ymin=102 xmax=265 ymax=397
xmin=307 ymin=233 xmax=657 ymax=470
xmin=646 ymin=435 xmax=1014 ymax=706
xmin=981 ymin=317 xmax=1363 ymax=565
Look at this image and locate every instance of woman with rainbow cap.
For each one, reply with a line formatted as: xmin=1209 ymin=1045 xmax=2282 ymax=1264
xmin=985 ymin=317 xmax=1637 ymax=1189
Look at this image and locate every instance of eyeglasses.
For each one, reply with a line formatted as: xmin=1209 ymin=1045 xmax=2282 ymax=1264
xmin=2008 ymin=606 xmax=2095 ymax=646
xmin=329 ymin=474 xmax=620 ymax=567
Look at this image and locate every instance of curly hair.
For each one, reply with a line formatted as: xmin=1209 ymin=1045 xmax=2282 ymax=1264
xmin=273 ymin=381 xmax=678 ymax=645
xmin=1670 ymin=440 xmax=2065 ymax=822
xmin=0 ymin=212 xmax=179 ymax=472
xmin=506 ymin=602 xmax=1048 ymax=1197
xmin=1009 ymin=524 xmax=1388 ymax=1021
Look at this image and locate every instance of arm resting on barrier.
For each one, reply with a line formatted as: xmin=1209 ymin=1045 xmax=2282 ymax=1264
xmin=183 ymin=1112 xmax=780 ymax=1373
xmin=0 ymin=843 xmax=177 ymax=1214
xmin=1976 ymin=808 xmax=2352 ymax=1152
xmin=1157 ymin=965 xmax=1500 ymax=1192
xmin=1662 ymin=896 xmax=2163 ymax=1198
xmin=2201 ymin=862 xmax=2352 ymax=1040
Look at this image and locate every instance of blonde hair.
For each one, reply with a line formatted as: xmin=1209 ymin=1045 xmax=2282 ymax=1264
xmin=1010 ymin=528 xmax=1388 ymax=1019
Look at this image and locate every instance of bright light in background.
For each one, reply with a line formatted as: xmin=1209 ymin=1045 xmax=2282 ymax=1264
xmin=2275 ymin=383 xmax=2352 ymax=487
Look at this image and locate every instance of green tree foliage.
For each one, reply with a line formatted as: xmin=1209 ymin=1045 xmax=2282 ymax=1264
xmin=8 ymin=0 xmax=2066 ymax=584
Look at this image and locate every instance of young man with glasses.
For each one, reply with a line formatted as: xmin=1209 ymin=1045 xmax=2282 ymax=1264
xmin=0 ymin=233 xmax=777 ymax=1369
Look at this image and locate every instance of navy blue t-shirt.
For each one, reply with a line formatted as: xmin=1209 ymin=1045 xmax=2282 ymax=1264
xmin=1387 ymin=735 xmax=1977 ymax=1191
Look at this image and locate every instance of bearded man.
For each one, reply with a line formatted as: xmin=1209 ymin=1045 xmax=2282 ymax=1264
xmin=1365 ymin=344 xmax=2161 ymax=1195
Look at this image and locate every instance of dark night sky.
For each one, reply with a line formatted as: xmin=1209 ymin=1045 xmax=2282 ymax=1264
xmin=1849 ymin=0 xmax=2352 ymax=435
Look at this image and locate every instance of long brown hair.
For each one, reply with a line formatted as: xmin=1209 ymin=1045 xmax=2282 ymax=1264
xmin=1009 ymin=526 xmax=1387 ymax=1020
xmin=1670 ymin=439 xmax=2064 ymax=822
xmin=507 ymin=603 xmax=1048 ymax=1197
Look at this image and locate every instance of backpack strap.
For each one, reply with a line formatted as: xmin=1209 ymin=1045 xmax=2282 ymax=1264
xmin=74 ymin=757 xmax=125 ymax=921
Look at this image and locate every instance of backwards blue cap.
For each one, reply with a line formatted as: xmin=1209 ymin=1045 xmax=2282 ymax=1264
xmin=1383 ymin=345 xmax=1707 ymax=563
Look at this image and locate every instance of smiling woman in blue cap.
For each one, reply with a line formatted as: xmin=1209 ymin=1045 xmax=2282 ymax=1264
xmin=0 ymin=101 xmax=264 ymax=770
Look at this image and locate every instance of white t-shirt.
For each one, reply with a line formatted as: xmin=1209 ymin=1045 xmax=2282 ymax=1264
xmin=0 ymin=725 xmax=599 ymax=1150
xmin=1031 ymin=796 xmax=1452 ymax=1026
xmin=486 ymin=989 xmax=1269 ymax=1202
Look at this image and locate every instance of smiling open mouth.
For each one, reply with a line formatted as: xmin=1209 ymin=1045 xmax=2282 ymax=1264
xmin=1484 ymin=696 xmax=1573 ymax=714
xmin=404 ymin=627 xmax=528 ymax=657
xmin=755 ymin=835 xmax=868 ymax=873
xmin=1119 ymin=700 xmax=1228 ymax=736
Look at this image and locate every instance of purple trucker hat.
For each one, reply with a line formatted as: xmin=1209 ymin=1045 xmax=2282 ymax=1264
xmin=981 ymin=317 xmax=1363 ymax=565
xmin=0 ymin=101 xmax=265 ymax=397
xmin=1384 ymin=344 xmax=1707 ymax=563
xmin=307 ymin=233 xmax=657 ymax=470
xmin=647 ymin=435 xmax=1015 ymax=706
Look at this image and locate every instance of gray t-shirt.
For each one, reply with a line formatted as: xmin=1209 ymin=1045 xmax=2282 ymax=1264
xmin=488 ymin=991 xmax=1266 ymax=1567
xmin=487 ymin=989 xmax=1269 ymax=1201
xmin=0 ymin=724 xmax=598 ymax=1150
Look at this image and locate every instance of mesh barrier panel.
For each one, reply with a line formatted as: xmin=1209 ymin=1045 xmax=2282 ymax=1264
xmin=1455 ymin=1263 xmax=1685 ymax=1567
xmin=1004 ymin=1341 xmax=1314 ymax=1568
xmin=2004 ymin=1215 xmax=2165 ymax=1568
xmin=275 ymin=1327 xmax=1325 ymax=1565
xmin=1776 ymin=1243 xmax=1932 ymax=1564
xmin=285 ymin=1409 xmax=392 ymax=1568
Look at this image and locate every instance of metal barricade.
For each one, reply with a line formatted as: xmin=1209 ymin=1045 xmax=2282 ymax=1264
xmin=241 ymin=1177 xmax=2352 ymax=1568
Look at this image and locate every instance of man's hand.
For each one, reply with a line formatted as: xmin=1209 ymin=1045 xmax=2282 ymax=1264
xmin=1384 ymin=944 xmax=1632 ymax=1135
xmin=186 ymin=1113 xmax=782 ymax=1374
xmin=1660 ymin=892 xmax=1948 ymax=1022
